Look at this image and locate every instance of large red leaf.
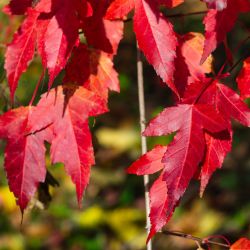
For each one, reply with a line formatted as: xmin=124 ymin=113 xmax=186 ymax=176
xmin=237 ymin=57 xmax=250 ymax=99
xmin=143 ymin=104 xmax=228 ymax=237
xmin=182 ymin=78 xmax=250 ymax=194
xmin=201 ymin=0 xmax=250 ymax=63
xmin=133 ymin=0 xmax=178 ymax=95
xmin=30 ymin=86 xmax=107 ymax=205
xmin=4 ymin=9 xmax=39 ymax=99
xmin=36 ymin=0 xmax=79 ymax=89
xmin=0 ymin=107 xmax=51 ymax=211
xmin=231 ymin=238 xmax=250 ymax=250
xmin=105 ymin=0 xmax=135 ymax=20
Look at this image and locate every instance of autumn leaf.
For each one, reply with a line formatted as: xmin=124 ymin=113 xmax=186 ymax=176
xmin=237 ymin=57 xmax=250 ymax=99
xmin=201 ymin=0 xmax=250 ymax=63
xmin=82 ymin=0 xmax=124 ymax=55
xmin=29 ymin=86 xmax=108 ymax=205
xmin=134 ymin=0 xmax=178 ymax=95
xmin=231 ymin=238 xmax=250 ymax=250
xmin=64 ymin=44 xmax=120 ymax=99
xmin=0 ymin=106 xmax=52 ymax=211
xmin=4 ymin=9 xmax=39 ymax=100
xmin=36 ymin=0 xmax=79 ymax=89
xmin=142 ymin=103 xmax=228 ymax=238
xmin=105 ymin=0 xmax=135 ymax=20
xmin=174 ymin=32 xmax=212 ymax=96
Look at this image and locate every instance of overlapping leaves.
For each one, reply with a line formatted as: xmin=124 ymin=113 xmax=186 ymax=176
xmin=0 ymin=0 xmax=250 ymax=243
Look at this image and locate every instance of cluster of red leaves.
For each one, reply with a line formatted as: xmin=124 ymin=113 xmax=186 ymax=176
xmin=1 ymin=0 xmax=250 ymax=244
xmin=1 ymin=0 xmax=122 ymax=211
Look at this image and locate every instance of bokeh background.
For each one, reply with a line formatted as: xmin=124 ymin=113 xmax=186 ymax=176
xmin=0 ymin=0 xmax=250 ymax=249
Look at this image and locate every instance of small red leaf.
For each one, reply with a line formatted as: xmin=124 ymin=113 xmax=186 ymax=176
xmin=105 ymin=0 xmax=135 ymax=20
xmin=200 ymin=129 xmax=232 ymax=196
xmin=147 ymin=173 xmax=169 ymax=242
xmin=127 ymin=145 xmax=167 ymax=175
xmin=231 ymin=238 xmax=250 ymax=250
xmin=237 ymin=57 xmax=250 ymax=99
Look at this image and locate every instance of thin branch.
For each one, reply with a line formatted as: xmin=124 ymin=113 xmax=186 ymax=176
xmin=111 ymin=10 xmax=208 ymax=22
xmin=162 ymin=230 xmax=231 ymax=249
xmin=165 ymin=10 xmax=208 ymax=18
xmin=228 ymin=53 xmax=249 ymax=73
xmin=136 ymin=45 xmax=152 ymax=250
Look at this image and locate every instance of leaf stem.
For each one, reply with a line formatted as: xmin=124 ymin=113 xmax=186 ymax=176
xmin=162 ymin=230 xmax=231 ymax=248
xmin=136 ymin=44 xmax=152 ymax=250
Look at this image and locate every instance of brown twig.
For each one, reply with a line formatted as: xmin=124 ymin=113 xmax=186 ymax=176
xmin=166 ymin=10 xmax=208 ymax=18
xmin=162 ymin=230 xmax=231 ymax=249
xmin=136 ymin=45 xmax=152 ymax=250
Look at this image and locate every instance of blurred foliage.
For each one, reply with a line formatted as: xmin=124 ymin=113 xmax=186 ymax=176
xmin=0 ymin=0 xmax=250 ymax=249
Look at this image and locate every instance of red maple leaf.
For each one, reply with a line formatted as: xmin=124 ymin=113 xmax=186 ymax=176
xmin=4 ymin=9 xmax=39 ymax=100
xmin=35 ymin=0 xmax=80 ymax=89
xmin=182 ymin=79 xmax=250 ymax=193
xmin=127 ymin=145 xmax=168 ymax=239
xmin=0 ymin=106 xmax=52 ymax=211
xmin=141 ymin=103 xmax=228 ymax=238
xmin=134 ymin=0 xmax=178 ymax=95
xmin=29 ymin=86 xmax=108 ymax=206
xmin=231 ymin=238 xmax=250 ymax=250
xmin=237 ymin=57 xmax=250 ymax=99
xmin=201 ymin=0 xmax=250 ymax=63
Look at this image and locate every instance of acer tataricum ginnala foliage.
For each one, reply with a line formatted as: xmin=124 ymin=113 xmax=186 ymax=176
xmin=0 ymin=0 xmax=250 ymax=243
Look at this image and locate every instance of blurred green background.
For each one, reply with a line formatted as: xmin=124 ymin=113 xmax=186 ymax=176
xmin=0 ymin=0 xmax=250 ymax=249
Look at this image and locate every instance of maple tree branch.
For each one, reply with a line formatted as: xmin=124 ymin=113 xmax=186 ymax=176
xmin=113 ymin=10 xmax=208 ymax=23
xmin=136 ymin=45 xmax=152 ymax=250
xmin=165 ymin=10 xmax=208 ymax=19
xmin=228 ymin=53 xmax=249 ymax=73
xmin=162 ymin=230 xmax=231 ymax=249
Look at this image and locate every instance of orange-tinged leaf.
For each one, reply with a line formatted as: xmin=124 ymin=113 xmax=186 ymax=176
xmin=237 ymin=57 xmax=250 ymax=99
xmin=231 ymin=238 xmax=250 ymax=250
